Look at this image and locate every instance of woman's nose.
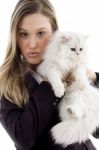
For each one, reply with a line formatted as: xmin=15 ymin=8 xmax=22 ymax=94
xmin=29 ymin=36 xmax=37 ymax=48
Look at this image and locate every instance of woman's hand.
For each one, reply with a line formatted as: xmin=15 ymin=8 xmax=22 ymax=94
xmin=64 ymin=69 xmax=96 ymax=87
xmin=65 ymin=73 xmax=75 ymax=87
xmin=86 ymin=69 xmax=96 ymax=82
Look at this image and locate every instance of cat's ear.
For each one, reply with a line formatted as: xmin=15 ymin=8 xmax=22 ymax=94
xmin=61 ymin=36 xmax=70 ymax=43
xmin=83 ymin=35 xmax=89 ymax=41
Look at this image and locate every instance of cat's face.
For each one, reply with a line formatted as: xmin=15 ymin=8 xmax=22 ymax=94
xmin=59 ymin=32 xmax=87 ymax=61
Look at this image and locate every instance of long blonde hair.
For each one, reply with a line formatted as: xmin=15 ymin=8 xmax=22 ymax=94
xmin=0 ymin=0 xmax=58 ymax=107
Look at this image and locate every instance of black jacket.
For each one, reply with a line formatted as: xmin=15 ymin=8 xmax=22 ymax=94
xmin=0 ymin=72 xmax=99 ymax=150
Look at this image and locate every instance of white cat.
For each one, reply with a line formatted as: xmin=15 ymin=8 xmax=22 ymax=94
xmin=37 ymin=31 xmax=99 ymax=147
xmin=37 ymin=31 xmax=88 ymax=98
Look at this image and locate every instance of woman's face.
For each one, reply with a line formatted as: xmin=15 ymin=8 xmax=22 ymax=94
xmin=17 ymin=13 xmax=53 ymax=68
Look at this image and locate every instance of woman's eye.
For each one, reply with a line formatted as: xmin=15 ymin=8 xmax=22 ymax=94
xmin=18 ymin=32 xmax=29 ymax=38
xmin=37 ymin=31 xmax=46 ymax=37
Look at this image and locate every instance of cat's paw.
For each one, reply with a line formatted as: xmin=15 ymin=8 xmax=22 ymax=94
xmin=54 ymin=85 xmax=65 ymax=98
xmin=67 ymin=105 xmax=85 ymax=119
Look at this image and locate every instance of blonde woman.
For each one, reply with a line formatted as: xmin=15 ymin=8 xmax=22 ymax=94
xmin=0 ymin=0 xmax=99 ymax=150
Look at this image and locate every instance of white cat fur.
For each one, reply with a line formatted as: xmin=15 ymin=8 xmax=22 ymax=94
xmin=37 ymin=31 xmax=99 ymax=147
xmin=37 ymin=31 xmax=87 ymax=97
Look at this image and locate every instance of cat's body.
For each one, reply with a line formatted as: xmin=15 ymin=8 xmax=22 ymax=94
xmin=37 ymin=31 xmax=87 ymax=98
xmin=37 ymin=31 xmax=99 ymax=147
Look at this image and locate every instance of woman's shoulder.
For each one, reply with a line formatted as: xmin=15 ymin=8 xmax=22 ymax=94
xmin=24 ymin=71 xmax=37 ymax=83
xmin=24 ymin=71 xmax=39 ymax=92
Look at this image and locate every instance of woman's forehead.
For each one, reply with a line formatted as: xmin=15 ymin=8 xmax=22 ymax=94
xmin=18 ymin=13 xmax=52 ymax=32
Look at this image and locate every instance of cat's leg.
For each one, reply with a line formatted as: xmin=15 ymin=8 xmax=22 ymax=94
xmin=66 ymin=103 xmax=86 ymax=119
xmin=46 ymin=69 xmax=65 ymax=97
xmin=37 ymin=62 xmax=65 ymax=97
xmin=61 ymin=93 xmax=86 ymax=119
xmin=73 ymin=66 xmax=89 ymax=90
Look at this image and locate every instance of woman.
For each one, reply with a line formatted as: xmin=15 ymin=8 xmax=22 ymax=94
xmin=0 ymin=0 xmax=99 ymax=150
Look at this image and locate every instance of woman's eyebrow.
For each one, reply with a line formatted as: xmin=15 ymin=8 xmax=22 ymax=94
xmin=18 ymin=27 xmax=47 ymax=31
xmin=18 ymin=28 xmax=27 ymax=31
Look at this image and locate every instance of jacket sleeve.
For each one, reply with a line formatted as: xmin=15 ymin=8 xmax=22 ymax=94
xmin=92 ymin=72 xmax=99 ymax=138
xmin=93 ymin=72 xmax=99 ymax=87
xmin=0 ymin=80 xmax=58 ymax=149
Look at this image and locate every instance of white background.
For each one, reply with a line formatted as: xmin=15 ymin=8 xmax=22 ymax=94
xmin=0 ymin=0 xmax=99 ymax=149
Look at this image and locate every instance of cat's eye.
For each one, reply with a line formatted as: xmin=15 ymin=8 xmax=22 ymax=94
xmin=80 ymin=48 xmax=83 ymax=51
xmin=71 ymin=48 xmax=76 ymax=51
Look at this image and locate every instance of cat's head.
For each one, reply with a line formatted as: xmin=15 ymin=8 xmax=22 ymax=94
xmin=54 ymin=31 xmax=88 ymax=63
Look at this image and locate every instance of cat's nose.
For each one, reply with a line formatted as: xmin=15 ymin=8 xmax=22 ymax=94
xmin=76 ymin=52 xmax=79 ymax=55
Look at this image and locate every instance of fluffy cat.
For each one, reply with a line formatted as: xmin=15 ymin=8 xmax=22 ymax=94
xmin=37 ymin=31 xmax=99 ymax=147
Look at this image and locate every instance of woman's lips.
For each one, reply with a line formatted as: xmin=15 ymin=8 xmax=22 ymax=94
xmin=27 ymin=52 xmax=40 ymax=58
